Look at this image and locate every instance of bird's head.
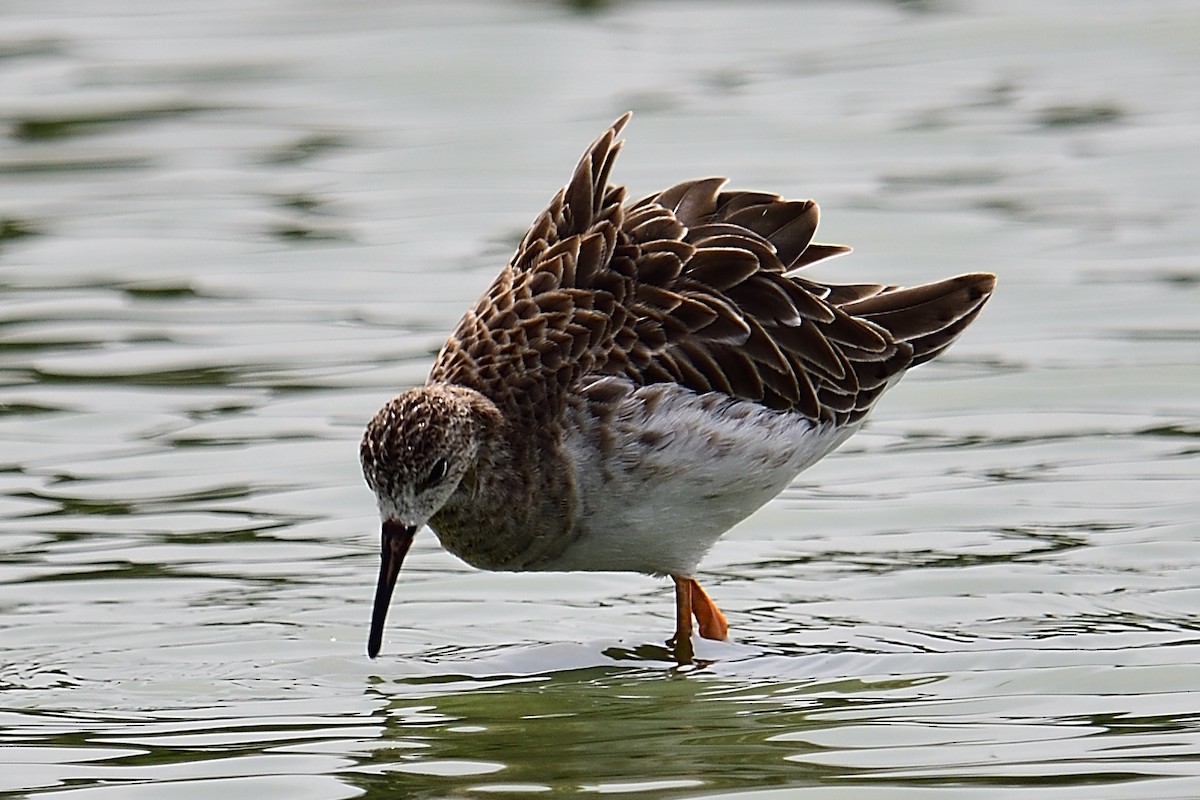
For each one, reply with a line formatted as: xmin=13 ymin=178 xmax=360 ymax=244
xmin=359 ymin=383 xmax=501 ymax=657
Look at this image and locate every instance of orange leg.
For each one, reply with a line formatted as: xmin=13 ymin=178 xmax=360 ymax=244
xmin=670 ymin=575 xmax=695 ymax=664
xmin=669 ymin=576 xmax=729 ymax=662
xmin=687 ymin=578 xmax=729 ymax=641
xmin=670 ymin=575 xmax=694 ymax=643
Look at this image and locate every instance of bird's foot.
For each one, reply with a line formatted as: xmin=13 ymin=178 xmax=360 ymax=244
xmin=667 ymin=633 xmax=695 ymax=665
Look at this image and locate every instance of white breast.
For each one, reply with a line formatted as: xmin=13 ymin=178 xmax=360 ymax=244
xmin=544 ymin=379 xmax=857 ymax=576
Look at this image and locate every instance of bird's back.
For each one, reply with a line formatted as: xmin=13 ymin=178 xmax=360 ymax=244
xmin=431 ymin=113 xmax=995 ymax=432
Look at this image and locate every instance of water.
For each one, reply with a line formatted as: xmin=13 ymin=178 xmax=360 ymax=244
xmin=2 ymin=0 xmax=1199 ymax=797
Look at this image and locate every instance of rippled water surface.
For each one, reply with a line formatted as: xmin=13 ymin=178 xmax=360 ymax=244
xmin=3 ymin=0 xmax=1199 ymax=797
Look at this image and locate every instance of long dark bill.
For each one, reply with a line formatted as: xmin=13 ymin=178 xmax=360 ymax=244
xmin=367 ymin=520 xmax=417 ymax=658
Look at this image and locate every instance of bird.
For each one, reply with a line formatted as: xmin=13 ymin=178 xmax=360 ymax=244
xmin=360 ymin=113 xmax=995 ymax=663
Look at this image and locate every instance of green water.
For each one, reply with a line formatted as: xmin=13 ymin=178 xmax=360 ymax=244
xmin=3 ymin=0 xmax=1199 ymax=798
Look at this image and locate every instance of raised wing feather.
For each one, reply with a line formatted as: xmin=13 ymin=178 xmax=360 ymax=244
xmin=431 ymin=114 xmax=995 ymax=427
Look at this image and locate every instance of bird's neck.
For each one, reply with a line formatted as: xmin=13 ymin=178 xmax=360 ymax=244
xmin=430 ymin=414 xmax=578 ymax=571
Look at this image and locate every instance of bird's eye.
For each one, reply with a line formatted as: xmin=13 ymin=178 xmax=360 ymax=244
xmin=425 ymin=458 xmax=449 ymax=487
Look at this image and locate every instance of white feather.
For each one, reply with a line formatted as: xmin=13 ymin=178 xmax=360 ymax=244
xmin=542 ymin=380 xmax=859 ymax=575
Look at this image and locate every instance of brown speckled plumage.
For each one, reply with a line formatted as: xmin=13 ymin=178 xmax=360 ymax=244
xmin=359 ymin=113 xmax=996 ymax=660
xmin=431 ymin=112 xmax=993 ymax=429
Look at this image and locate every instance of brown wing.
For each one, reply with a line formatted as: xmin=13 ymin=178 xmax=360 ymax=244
xmin=431 ymin=114 xmax=995 ymax=426
xmin=609 ymin=179 xmax=995 ymax=424
xmin=430 ymin=114 xmax=634 ymax=422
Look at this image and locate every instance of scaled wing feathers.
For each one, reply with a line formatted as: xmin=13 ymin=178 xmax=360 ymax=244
xmin=431 ymin=115 xmax=995 ymax=427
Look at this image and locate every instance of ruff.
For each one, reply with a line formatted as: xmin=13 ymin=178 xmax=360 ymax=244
xmin=360 ymin=113 xmax=995 ymax=662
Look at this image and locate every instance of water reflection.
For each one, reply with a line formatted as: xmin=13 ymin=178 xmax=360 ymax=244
xmin=362 ymin=666 xmax=1200 ymax=796
xmin=362 ymin=669 xmax=931 ymax=795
